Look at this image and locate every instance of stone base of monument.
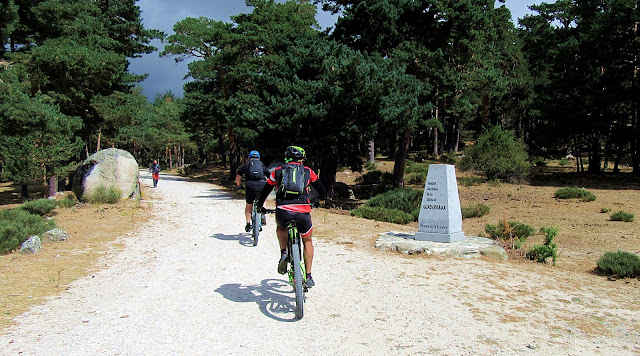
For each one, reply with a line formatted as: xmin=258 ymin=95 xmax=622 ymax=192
xmin=414 ymin=231 xmax=465 ymax=243
xmin=375 ymin=232 xmax=508 ymax=260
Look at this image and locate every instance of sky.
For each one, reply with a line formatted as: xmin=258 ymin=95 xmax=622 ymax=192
xmin=128 ymin=0 xmax=550 ymax=100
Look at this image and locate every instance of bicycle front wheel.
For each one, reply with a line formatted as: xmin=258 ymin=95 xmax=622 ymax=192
xmin=251 ymin=211 xmax=260 ymax=246
xmin=291 ymin=241 xmax=304 ymax=319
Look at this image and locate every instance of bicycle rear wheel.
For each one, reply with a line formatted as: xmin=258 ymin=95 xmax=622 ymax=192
xmin=251 ymin=210 xmax=259 ymax=246
xmin=291 ymin=241 xmax=304 ymax=319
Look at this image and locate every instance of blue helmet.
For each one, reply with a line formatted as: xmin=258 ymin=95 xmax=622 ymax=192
xmin=248 ymin=150 xmax=260 ymax=159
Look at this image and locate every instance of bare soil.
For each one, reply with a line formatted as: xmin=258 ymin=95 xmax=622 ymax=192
xmin=0 ymin=161 xmax=639 ymax=353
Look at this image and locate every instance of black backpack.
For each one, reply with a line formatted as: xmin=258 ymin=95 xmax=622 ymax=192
xmin=278 ymin=164 xmax=307 ymax=198
xmin=246 ymin=160 xmax=265 ymax=181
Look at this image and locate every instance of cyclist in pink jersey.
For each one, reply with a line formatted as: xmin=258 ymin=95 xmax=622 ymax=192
xmin=256 ymin=146 xmax=325 ymax=288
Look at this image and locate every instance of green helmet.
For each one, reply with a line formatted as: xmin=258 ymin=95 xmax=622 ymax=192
xmin=284 ymin=145 xmax=306 ymax=162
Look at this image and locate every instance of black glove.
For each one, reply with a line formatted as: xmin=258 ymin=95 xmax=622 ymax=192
xmin=259 ymin=206 xmax=266 ymax=214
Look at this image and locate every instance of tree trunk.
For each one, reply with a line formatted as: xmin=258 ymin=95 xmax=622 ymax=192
xmin=198 ymin=136 xmax=206 ymax=164
xmin=96 ymin=127 xmax=102 ymax=153
xmin=228 ymin=124 xmax=237 ymax=181
xmin=613 ymin=144 xmax=622 ymax=174
xmin=218 ymin=128 xmax=227 ymax=168
xmin=433 ymin=94 xmax=440 ymax=156
xmin=174 ymin=146 xmax=178 ymax=169
xmin=46 ymin=175 xmax=57 ymax=198
xmin=432 ymin=127 xmax=439 ymax=156
xmin=368 ymin=140 xmax=375 ymax=163
xmin=319 ymin=156 xmax=338 ymax=200
xmin=573 ymin=141 xmax=580 ymax=173
xmin=58 ymin=176 xmax=67 ymax=192
xmin=393 ymin=128 xmax=412 ymax=188
xmin=21 ymin=184 xmax=28 ymax=198
xmin=588 ymin=137 xmax=601 ymax=173
xmin=453 ymin=120 xmax=460 ymax=152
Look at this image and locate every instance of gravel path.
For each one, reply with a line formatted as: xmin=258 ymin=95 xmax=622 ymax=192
xmin=1 ymin=173 xmax=639 ymax=355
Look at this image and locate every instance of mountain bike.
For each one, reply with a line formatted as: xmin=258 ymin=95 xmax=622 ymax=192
xmin=263 ymin=208 xmax=307 ymax=319
xmin=285 ymin=220 xmax=306 ymax=319
xmin=250 ymin=197 xmax=263 ymax=246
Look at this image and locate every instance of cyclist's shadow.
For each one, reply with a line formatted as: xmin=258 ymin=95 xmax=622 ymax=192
xmin=214 ymin=279 xmax=300 ymax=322
xmin=210 ymin=233 xmax=254 ymax=247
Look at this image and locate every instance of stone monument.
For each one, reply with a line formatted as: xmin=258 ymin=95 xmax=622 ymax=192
xmin=415 ymin=164 xmax=464 ymax=243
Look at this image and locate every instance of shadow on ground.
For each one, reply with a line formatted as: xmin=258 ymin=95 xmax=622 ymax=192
xmin=214 ymin=279 xmax=300 ymax=322
xmin=211 ymin=232 xmax=257 ymax=247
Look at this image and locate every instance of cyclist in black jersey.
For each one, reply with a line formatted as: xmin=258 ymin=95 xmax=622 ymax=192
xmin=235 ymin=150 xmax=271 ymax=232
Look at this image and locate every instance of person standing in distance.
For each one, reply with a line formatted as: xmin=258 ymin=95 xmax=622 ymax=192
xmin=235 ymin=150 xmax=271 ymax=232
xmin=150 ymin=160 xmax=161 ymax=188
xmin=256 ymin=146 xmax=326 ymax=288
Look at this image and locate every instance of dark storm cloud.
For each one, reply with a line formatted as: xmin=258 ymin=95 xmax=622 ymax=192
xmin=129 ymin=0 xmax=544 ymax=100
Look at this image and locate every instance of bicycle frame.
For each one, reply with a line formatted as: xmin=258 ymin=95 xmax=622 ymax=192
xmin=286 ymin=221 xmax=306 ymax=319
xmin=286 ymin=222 xmax=306 ymax=288
xmin=250 ymin=198 xmax=262 ymax=246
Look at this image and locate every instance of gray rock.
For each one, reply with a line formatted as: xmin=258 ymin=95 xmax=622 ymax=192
xmin=20 ymin=235 xmax=41 ymax=254
xmin=375 ymin=232 xmax=508 ymax=260
xmin=72 ymin=148 xmax=139 ymax=201
xmin=42 ymin=228 xmax=69 ymax=242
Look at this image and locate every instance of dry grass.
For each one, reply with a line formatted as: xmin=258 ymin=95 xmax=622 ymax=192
xmin=0 ymin=190 xmax=151 ymax=330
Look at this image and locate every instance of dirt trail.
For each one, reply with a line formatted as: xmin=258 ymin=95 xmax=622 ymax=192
xmin=1 ymin=173 xmax=639 ymax=355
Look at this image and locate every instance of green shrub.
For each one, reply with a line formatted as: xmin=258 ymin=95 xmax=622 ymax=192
xmin=488 ymin=178 xmax=502 ymax=187
xmin=610 ymin=211 xmax=634 ymax=222
xmin=558 ymin=159 xmax=571 ymax=166
xmin=459 ymin=125 xmax=531 ymax=182
xmin=350 ymin=206 xmax=415 ymax=224
xmin=57 ymin=197 xmax=77 ymax=208
xmin=356 ymin=170 xmax=393 ymax=185
xmin=356 ymin=170 xmax=381 ymax=184
xmin=600 ymin=207 xmax=611 ymax=213
xmin=441 ymin=152 xmax=458 ymax=165
xmin=527 ymin=226 xmax=559 ymax=265
xmin=366 ymin=188 xmax=423 ymax=213
xmin=0 ymin=208 xmax=56 ymax=254
xmin=553 ymin=187 xmax=596 ymax=202
xmin=350 ymin=187 xmax=423 ymax=224
xmin=88 ymin=186 xmax=122 ymax=204
xmin=597 ymin=250 xmax=640 ymax=278
xmin=363 ymin=161 xmax=376 ymax=171
xmin=531 ymin=156 xmax=548 ymax=167
xmin=485 ymin=219 xmax=534 ymax=249
xmin=461 ymin=203 xmax=490 ymax=219
xmin=458 ymin=177 xmax=485 ymax=187
xmin=405 ymin=160 xmax=430 ymax=175
xmin=19 ymin=199 xmax=58 ymax=216
xmin=406 ymin=172 xmax=427 ymax=185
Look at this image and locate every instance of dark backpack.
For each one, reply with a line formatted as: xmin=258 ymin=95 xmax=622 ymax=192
xmin=278 ymin=164 xmax=307 ymax=198
xmin=246 ymin=160 xmax=265 ymax=181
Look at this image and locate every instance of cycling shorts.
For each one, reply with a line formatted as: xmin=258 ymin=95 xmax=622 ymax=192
xmin=275 ymin=208 xmax=313 ymax=236
xmin=245 ymin=181 xmax=266 ymax=204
